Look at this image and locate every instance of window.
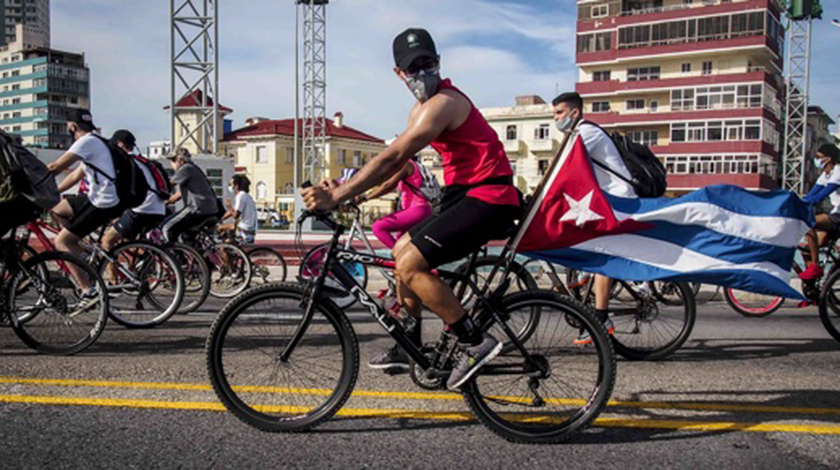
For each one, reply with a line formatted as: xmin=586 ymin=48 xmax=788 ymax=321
xmin=663 ymin=154 xmax=768 ymax=176
xmin=702 ymin=61 xmax=713 ymax=75
xmin=591 ymin=4 xmax=608 ymax=18
xmin=681 ymin=62 xmax=691 ymax=73
xmin=627 ymin=130 xmax=658 ymax=146
xmin=649 ymin=100 xmax=659 ymax=112
xmin=744 ymin=119 xmax=761 ymax=140
xmin=285 ymin=147 xmax=294 ymax=164
xmin=256 ymin=146 xmax=268 ymax=163
xmin=592 ymin=101 xmax=611 ymax=112
xmin=12 ymin=125 xmax=20 ymax=132
xmin=11 ymin=97 xmax=19 ymax=104
xmin=534 ymin=124 xmax=550 ymax=140
xmin=256 ymin=182 xmax=268 ymax=200
xmin=505 ymin=124 xmax=517 ymax=140
xmin=626 ymin=99 xmax=645 ymax=111
xmin=627 ymin=66 xmax=660 ymax=81
xmin=207 ymin=169 xmax=224 ymax=196
xmin=577 ymin=32 xmax=612 ymax=53
xmin=353 ymin=150 xmax=363 ymax=167
xmin=671 ymin=119 xmax=766 ymax=143
xmin=337 ymin=149 xmax=347 ymax=165
xmin=10 ymin=70 xmax=18 ymax=77
xmin=593 ymin=71 xmax=611 ymax=82
xmin=538 ymin=159 xmax=550 ymax=176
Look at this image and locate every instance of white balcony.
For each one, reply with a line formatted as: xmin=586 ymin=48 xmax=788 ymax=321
xmin=503 ymin=138 xmax=525 ymax=155
xmin=528 ymin=138 xmax=558 ymax=153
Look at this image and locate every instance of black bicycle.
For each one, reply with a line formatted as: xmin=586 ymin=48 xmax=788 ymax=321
xmin=206 ymin=209 xmax=616 ymax=443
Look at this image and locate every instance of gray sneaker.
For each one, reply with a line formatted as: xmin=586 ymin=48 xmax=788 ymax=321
xmin=446 ymin=334 xmax=503 ymax=390
xmin=367 ymin=345 xmax=409 ymax=370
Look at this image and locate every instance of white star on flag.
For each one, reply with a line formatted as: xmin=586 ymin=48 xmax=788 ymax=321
xmin=559 ymin=191 xmax=604 ymax=227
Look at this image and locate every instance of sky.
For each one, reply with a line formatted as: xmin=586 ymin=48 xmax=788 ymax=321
xmin=49 ymin=0 xmax=840 ymax=150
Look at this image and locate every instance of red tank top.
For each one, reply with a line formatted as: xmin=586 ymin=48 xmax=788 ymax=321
xmin=430 ymin=79 xmax=519 ymax=206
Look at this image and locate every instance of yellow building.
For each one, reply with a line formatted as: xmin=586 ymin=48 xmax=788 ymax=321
xmin=220 ymin=113 xmax=388 ymax=221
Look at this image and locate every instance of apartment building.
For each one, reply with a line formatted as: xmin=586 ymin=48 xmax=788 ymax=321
xmin=0 ymin=23 xmax=89 ymax=149
xmin=1 ymin=0 xmax=49 ymax=48
xmin=576 ymin=0 xmax=785 ymax=192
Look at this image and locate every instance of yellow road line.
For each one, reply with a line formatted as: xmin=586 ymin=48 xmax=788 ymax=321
xmin=2 ymin=394 xmax=840 ymax=435
xmin=1 ymin=376 xmax=839 ymax=417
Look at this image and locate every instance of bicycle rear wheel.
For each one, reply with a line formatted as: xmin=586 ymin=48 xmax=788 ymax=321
xmin=8 ymin=251 xmax=108 ymax=355
xmin=463 ymin=290 xmax=615 ymax=443
xmin=611 ymin=281 xmax=696 ymax=360
xmin=206 ymin=283 xmax=359 ymax=432
xmin=247 ymin=247 xmax=288 ymax=285
xmin=100 ymin=242 xmax=185 ymax=328
xmin=724 ymin=289 xmax=784 ymax=317
xmin=169 ymin=242 xmax=210 ymax=314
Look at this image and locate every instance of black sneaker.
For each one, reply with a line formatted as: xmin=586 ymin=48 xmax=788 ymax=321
xmin=367 ymin=345 xmax=409 ymax=370
xmin=446 ymin=334 xmax=502 ymax=390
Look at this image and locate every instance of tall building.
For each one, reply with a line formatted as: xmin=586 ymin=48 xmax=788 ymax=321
xmin=576 ymin=0 xmax=785 ymax=193
xmin=0 ymin=23 xmax=89 ymax=149
xmin=1 ymin=0 xmax=49 ymax=48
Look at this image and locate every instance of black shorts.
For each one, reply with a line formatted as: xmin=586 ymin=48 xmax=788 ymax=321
xmin=113 ymin=210 xmax=165 ymax=240
xmin=409 ymin=196 xmax=519 ymax=269
xmin=66 ymin=195 xmax=124 ymax=239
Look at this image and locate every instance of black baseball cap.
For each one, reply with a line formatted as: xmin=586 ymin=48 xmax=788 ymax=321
xmin=393 ymin=28 xmax=437 ymax=71
xmin=111 ymin=129 xmax=137 ymax=149
xmin=70 ymin=108 xmax=96 ymax=132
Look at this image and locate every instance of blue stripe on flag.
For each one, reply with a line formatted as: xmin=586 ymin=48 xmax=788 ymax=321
xmin=606 ymin=185 xmax=813 ymax=223
xmin=639 ymin=222 xmax=796 ymax=272
xmin=525 ymin=248 xmax=803 ymax=300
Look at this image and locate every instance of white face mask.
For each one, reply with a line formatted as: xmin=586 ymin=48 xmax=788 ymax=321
xmin=228 ymin=185 xmax=234 ymax=193
xmin=815 ymin=157 xmax=826 ymax=170
xmin=555 ymin=115 xmax=574 ymax=133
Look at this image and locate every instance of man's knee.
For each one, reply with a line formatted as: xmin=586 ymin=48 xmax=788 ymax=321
xmin=102 ymin=228 xmax=121 ymax=250
xmin=394 ymin=243 xmax=429 ymax=284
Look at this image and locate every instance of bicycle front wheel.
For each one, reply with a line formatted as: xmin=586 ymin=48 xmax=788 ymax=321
xmin=724 ymin=288 xmax=784 ymax=317
xmin=206 ymin=283 xmax=359 ymax=432
xmin=8 ymin=251 xmax=108 ymax=355
xmin=463 ymin=290 xmax=616 ymax=444
xmin=247 ymin=247 xmax=288 ymax=285
xmin=169 ymin=242 xmax=210 ymax=314
xmin=205 ymin=243 xmax=252 ymax=299
xmin=100 ymin=242 xmax=185 ymax=328
xmin=819 ymin=269 xmax=840 ymax=342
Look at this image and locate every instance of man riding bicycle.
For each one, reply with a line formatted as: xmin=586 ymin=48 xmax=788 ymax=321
xmin=800 ymin=144 xmax=840 ymax=281
xmin=218 ymin=174 xmax=258 ymax=244
xmin=47 ymin=109 xmax=124 ymax=300
xmin=551 ymin=92 xmax=637 ymax=344
xmin=303 ymin=28 xmax=520 ymax=390
xmin=162 ymin=148 xmax=219 ymax=243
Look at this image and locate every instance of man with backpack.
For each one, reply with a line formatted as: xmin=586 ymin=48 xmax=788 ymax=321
xmin=101 ymin=130 xmax=169 ymax=250
xmin=162 ymin=147 xmax=220 ymax=243
xmin=551 ymin=92 xmax=636 ymax=344
xmin=47 ymin=109 xmax=126 ymax=297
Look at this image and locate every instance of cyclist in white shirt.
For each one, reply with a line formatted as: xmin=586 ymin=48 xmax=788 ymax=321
xmin=219 ymin=174 xmax=258 ymax=243
xmin=552 ymin=92 xmax=636 ymax=344
xmin=48 ymin=109 xmax=124 ymax=296
xmin=101 ymin=130 xmax=166 ymax=249
xmin=800 ymin=144 xmax=840 ymax=281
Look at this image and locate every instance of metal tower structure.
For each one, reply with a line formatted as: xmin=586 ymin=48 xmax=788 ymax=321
xmin=781 ymin=19 xmax=813 ymax=193
xmin=297 ymin=0 xmax=329 ymax=184
xmin=170 ymin=0 xmax=219 ymax=155
xmin=781 ymin=0 xmax=822 ymax=192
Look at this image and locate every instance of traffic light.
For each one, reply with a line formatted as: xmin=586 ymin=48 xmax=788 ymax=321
xmin=788 ymin=0 xmax=823 ymax=21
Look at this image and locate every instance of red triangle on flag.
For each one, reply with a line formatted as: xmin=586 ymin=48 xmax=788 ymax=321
xmin=517 ymin=137 xmax=650 ymax=252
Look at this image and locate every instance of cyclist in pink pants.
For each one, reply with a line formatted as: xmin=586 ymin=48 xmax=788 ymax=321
xmin=358 ymin=157 xmax=432 ymax=249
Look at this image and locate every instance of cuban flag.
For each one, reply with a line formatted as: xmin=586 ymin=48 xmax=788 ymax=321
xmin=513 ymin=134 xmax=814 ymax=299
xmin=338 ymin=168 xmax=358 ymax=184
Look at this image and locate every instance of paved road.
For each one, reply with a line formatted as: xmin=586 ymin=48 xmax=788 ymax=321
xmin=1 ymin=296 xmax=839 ymax=469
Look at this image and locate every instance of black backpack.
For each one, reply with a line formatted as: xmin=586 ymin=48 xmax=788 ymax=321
xmin=583 ymin=121 xmax=667 ymax=198
xmin=0 ymin=130 xmax=60 ymax=210
xmin=86 ymin=135 xmax=149 ymax=209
